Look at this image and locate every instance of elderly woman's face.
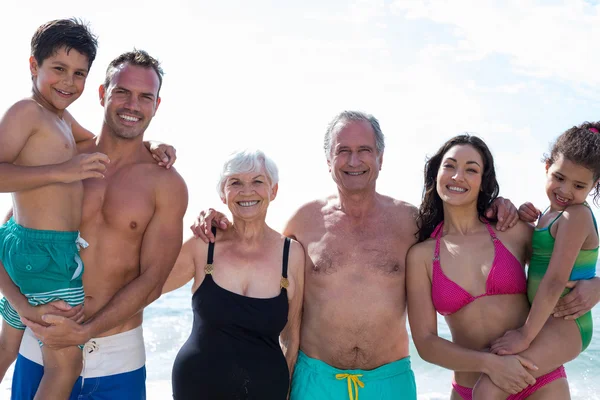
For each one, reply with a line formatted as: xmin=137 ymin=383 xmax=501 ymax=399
xmin=222 ymin=168 xmax=277 ymax=219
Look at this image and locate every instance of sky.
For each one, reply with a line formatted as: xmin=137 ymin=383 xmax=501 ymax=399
xmin=1 ymin=0 xmax=599 ymax=231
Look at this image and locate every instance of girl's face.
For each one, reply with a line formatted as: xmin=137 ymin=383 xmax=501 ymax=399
xmin=545 ymin=152 xmax=598 ymax=210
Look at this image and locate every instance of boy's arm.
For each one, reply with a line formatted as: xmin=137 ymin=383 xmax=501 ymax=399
xmin=0 ymin=101 xmax=108 ymax=192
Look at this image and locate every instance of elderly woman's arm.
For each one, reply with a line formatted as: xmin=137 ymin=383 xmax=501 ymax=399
xmin=162 ymin=237 xmax=198 ymax=294
xmin=280 ymin=239 xmax=305 ymax=380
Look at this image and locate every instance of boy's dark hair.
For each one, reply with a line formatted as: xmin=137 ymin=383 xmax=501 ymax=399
xmin=546 ymin=121 xmax=600 ymax=205
xmin=416 ymin=134 xmax=500 ymax=242
xmin=31 ymin=18 xmax=98 ymax=70
xmin=104 ymin=50 xmax=164 ymax=97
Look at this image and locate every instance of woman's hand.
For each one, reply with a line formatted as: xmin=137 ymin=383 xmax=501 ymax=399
xmin=484 ymin=354 xmax=537 ymax=394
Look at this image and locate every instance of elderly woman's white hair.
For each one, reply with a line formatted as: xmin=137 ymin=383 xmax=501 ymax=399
xmin=217 ymin=149 xmax=279 ymax=198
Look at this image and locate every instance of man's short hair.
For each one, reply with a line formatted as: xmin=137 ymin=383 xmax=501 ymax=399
xmin=324 ymin=111 xmax=385 ymax=160
xmin=31 ymin=18 xmax=98 ymax=70
xmin=104 ymin=49 xmax=164 ymax=97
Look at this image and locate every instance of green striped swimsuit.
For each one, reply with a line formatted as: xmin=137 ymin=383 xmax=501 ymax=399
xmin=528 ymin=204 xmax=597 ymax=351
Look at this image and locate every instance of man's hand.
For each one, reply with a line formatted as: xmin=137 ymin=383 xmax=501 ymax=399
xmin=145 ymin=141 xmax=176 ymax=169
xmin=16 ymin=300 xmax=84 ymax=327
xmin=56 ymin=153 xmax=110 ymax=183
xmin=553 ymin=278 xmax=600 ymax=319
xmin=190 ymin=208 xmax=231 ymax=243
xmin=485 ymin=197 xmax=519 ymax=231
xmin=21 ymin=314 xmax=90 ymax=349
xmin=518 ymin=202 xmax=541 ymax=224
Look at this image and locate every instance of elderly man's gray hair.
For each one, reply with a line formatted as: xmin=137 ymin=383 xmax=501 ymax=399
xmin=217 ymin=149 xmax=279 ymax=198
xmin=323 ymin=111 xmax=385 ymax=160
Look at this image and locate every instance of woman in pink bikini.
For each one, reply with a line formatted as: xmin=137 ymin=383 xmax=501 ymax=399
xmin=406 ymin=134 xmax=570 ymax=399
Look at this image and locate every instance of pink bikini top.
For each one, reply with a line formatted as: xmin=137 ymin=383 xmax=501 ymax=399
xmin=430 ymin=221 xmax=527 ymax=316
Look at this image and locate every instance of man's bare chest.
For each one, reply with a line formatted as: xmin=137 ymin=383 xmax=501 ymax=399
xmin=81 ymin=170 xmax=155 ymax=236
xmin=305 ymin=229 xmax=404 ymax=276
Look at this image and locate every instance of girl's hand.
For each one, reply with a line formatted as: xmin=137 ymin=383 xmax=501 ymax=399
xmin=490 ymin=328 xmax=532 ymax=355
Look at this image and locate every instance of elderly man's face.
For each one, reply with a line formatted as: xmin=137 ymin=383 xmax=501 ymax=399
xmin=222 ymin=168 xmax=278 ymax=220
xmin=328 ymin=120 xmax=382 ymax=193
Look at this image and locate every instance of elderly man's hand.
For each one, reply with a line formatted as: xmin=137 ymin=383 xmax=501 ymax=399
xmin=190 ymin=209 xmax=231 ymax=243
xmin=485 ymin=197 xmax=519 ymax=231
xmin=553 ymin=278 xmax=600 ymax=320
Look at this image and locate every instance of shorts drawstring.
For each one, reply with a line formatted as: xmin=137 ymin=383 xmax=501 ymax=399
xmin=336 ymin=373 xmax=364 ymax=400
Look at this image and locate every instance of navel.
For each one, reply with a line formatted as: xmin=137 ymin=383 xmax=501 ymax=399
xmin=130 ymin=221 xmax=137 ymax=229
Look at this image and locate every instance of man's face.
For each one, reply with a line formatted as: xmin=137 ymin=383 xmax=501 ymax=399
xmin=99 ymin=63 xmax=161 ymax=140
xmin=327 ymin=120 xmax=382 ymax=193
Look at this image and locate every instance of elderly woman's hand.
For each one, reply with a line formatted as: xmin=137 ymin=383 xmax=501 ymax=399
xmin=190 ymin=209 xmax=231 ymax=243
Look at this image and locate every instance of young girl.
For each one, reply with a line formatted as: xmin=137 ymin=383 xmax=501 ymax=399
xmin=477 ymin=123 xmax=600 ymax=399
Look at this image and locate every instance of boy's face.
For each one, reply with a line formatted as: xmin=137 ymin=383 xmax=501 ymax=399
xmin=30 ymin=47 xmax=90 ymax=112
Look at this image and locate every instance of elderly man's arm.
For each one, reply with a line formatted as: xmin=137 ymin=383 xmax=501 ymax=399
xmin=24 ymin=173 xmax=188 ymax=346
xmin=280 ymin=239 xmax=305 ymax=380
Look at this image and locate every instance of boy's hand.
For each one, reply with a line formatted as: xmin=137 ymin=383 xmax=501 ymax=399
xmin=56 ymin=152 xmax=110 ymax=183
xmin=145 ymin=141 xmax=176 ymax=169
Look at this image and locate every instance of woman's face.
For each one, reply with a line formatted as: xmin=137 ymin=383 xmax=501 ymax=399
xmin=222 ymin=167 xmax=277 ymax=221
xmin=436 ymin=144 xmax=484 ymax=208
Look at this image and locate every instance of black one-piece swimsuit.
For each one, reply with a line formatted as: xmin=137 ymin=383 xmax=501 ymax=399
xmin=172 ymin=231 xmax=290 ymax=400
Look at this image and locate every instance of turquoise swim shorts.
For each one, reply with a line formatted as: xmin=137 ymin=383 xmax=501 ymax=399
xmin=291 ymin=351 xmax=417 ymax=400
xmin=0 ymin=218 xmax=85 ymax=330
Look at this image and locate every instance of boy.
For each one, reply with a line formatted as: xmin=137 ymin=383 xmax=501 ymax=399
xmin=0 ymin=19 xmax=172 ymax=399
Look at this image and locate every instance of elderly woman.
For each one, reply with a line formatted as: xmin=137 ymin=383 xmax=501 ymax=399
xmin=164 ymin=149 xmax=305 ymax=400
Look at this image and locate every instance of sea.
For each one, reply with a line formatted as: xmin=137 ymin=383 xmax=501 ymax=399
xmin=1 ymin=283 xmax=598 ymax=399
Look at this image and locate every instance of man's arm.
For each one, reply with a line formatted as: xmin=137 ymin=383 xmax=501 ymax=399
xmin=24 ymin=172 xmax=189 ymax=345
xmin=82 ymin=173 xmax=189 ymax=339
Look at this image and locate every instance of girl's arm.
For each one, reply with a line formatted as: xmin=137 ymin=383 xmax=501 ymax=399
xmin=406 ymin=243 xmax=537 ymax=394
xmin=492 ymin=204 xmax=592 ymax=355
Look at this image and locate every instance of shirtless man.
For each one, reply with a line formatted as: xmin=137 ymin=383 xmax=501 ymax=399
xmin=194 ymin=110 xmax=522 ymax=399
xmin=3 ymin=49 xmax=188 ymax=399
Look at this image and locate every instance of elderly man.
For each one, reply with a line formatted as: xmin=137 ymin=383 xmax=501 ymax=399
xmin=1 ymin=50 xmax=188 ymax=399
xmin=194 ymin=111 xmax=526 ymax=399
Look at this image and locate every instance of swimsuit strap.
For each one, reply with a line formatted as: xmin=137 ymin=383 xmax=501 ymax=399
xmin=582 ymin=202 xmax=598 ymax=234
xmin=547 ymin=210 xmax=564 ymax=230
xmin=433 ymin=222 xmax=444 ymax=261
xmin=205 ymin=226 xmax=217 ymax=275
xmin=280 ymin=237 xmax=291 ymax=289
xmin=482 ymin=219 xmax=498 ymax=241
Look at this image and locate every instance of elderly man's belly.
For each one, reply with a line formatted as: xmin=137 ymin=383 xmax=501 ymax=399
xmin=300 ymin=292 xmax=408 ymax=370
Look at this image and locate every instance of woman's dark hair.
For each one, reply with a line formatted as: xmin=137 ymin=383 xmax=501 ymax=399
xmin=545 ymin=121 xmax=600 ymax=205
xmin=416 ymin=134 xmax=500 ymax=242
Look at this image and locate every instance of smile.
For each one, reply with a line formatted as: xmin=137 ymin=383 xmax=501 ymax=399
xmin=54 ymin=88 xmax=74 ymax=97
xmin=238 ymin=201 xmax=259 ymax=207
xmin=447 ymin=186 xmax=467 ymax=193
xmin=344 ymin=171 xmax=366 ymax=176
xmin=118 ymin=114 xmax=141 ymax=123
xmin=555 ymin=194 xmax=570 ymax=204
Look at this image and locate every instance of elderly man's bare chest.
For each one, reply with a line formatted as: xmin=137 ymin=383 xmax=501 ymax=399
xmin=306 ymin=227 xmax=403 ymax=276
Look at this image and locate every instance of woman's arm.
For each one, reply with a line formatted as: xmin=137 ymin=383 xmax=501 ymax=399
xmin=492 ymin=204 xmax=592 ymax=355
xmin=406 ymin=243 xmax=536 ymax=394
xmin=280 ymin=239 xmax=305 ymax=379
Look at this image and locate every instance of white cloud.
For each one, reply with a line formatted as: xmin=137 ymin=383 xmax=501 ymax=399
xmin=392 ymin=0 xmax=600 ymax=88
